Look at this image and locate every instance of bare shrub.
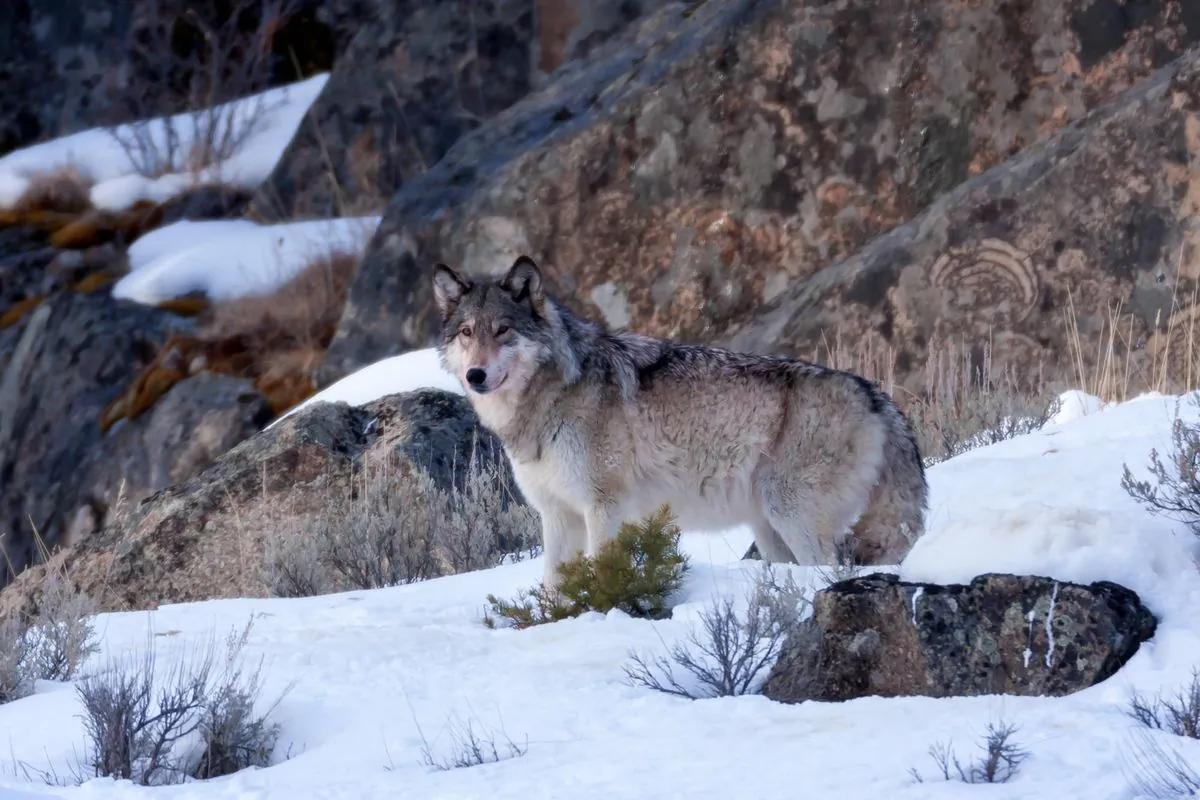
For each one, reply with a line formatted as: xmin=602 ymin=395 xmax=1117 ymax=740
xmin=264 ymin=457 xmax=540 ymax=598
xmin=191 ymin=620 xmax=285 ymax=780
xmin=1122 ymin=396 xmax=1200 ymax=537
xmin=623 ymin=564 xmax=809 ymax=699
xmin=0 ymin=614 xmax=33 ymax=704
xmin=107 ymin=0 xmax=303 ymax=178
xmin=1127 ymin=669 xmax=1200 ymax=739
xmin=76 ymin=618 xmax=285 ymax=786
xmin=26 ymin=570 xmax=100 ymax=682
xmin=909 ymin=720 xmax=1029 ymax=784
xmin=0 ymin=569 xmax=98 ymax=704
xmin=485 ymin=506 xmax=690 ymax=629
xmin=1122 ymin=729 xmax=1200 ymax=800
xmin=411 ymin=709 xmax=529 ymax=772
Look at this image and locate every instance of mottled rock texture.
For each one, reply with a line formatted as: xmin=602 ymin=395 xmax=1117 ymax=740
xmin=726 ymin=46 xmax=1200 ymax=390
xmin=320 ymin=0 xmax=1200 ymax=388
xmin=762 ymin=572 xmax=1158 ymax=703
xmin=0 ymin=294 xmax=272 ymax=585
xmin=0 ymin=389 xmax=523 ymax=613
xmin=250 ymin=0 xmax=536 ymax=220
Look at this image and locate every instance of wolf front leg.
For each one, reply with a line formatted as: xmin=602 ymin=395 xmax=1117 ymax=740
xmin=538 ymin=502 xmax=586 ymax=588
xmin=584 ymin=503 xmax=623 ymax=559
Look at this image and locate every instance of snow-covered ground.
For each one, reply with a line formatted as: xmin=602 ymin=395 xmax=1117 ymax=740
xmin=111 ymin=216 xmax=381 ymax=304
xmin=0 ymin=74 xmax=328 ymax=213
xmin=2 ymin=358 xmax=1200 ymax=798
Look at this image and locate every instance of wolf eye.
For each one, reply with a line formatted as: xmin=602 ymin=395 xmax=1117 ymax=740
xmin=496 ymin=324 xmax=510 ymax=336
xmin=459 ymin=326 xmax=473 ymax=338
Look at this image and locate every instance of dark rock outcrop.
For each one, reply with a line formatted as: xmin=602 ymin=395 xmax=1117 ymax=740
xmin=0 ymin=389 xmax=524 ymax=613
xmin=763 ymin=572 xmax=1158 ymax=703
xmin=0 ymin=0 xmax=347 ymax=157
xmin=252 ymin=0 xmax=670 ymax=220
xmin=250 ymin=0 xmax=537 ymax=220
xmin=319 ymin=0 xmax=1200 ymax=387
xmin=0 ymin=292 xmax=273 ymax=587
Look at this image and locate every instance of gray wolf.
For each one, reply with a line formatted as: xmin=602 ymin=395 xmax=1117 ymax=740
xmin=432 ymin=256 xmax=928 ymax=587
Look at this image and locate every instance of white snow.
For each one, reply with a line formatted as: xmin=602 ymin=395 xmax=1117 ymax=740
xmin=270 ymin=348 xmax=462 ymax=427
xmin=110 ymin=216 xmax=381 ymax=305
xmin=3 ymin=386 xmax=1200 ymax=799
xmin=0 ymin=74 xmax=328 ymax=212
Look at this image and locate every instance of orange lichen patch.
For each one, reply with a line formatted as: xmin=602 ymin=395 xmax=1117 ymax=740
xmin=0 ymin=295 xmax=46 ymax=329
xmin=154 ymin=296 xmax=212 ymax=317
xmin=99 ymin=360 xmax=189 ymax=434
xmin=101 ymin=249 xmax=361 ymax=431
xmin=71 ymin=271 xmax=123 ymax=294
xmin=0 ymin=208 xmax=83 ymax=231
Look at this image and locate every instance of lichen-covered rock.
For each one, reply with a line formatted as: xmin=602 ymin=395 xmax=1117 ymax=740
xmin=62 ymin=372 xmax=272 ymax=548
xmin=0 ymin=389 xmax=525 ymax=613
xmin=319 ymin=0 xmax=1200 ymax=385
xmin=762 ymin=573 xmax=1158 ymax=703
xmin=0 ymin=293 xmax=190 ymax=582
xmin=726 ymin=45 xmax=1200 ymax=393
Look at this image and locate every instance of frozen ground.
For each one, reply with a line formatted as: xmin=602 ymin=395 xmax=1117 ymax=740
xmin=0 ymin=74 xmax=328 ymax=213
xmin=1 ymin=360 xmax=1199 ymax=798
xmin=110 ymin=216 xmax=381 ymax=305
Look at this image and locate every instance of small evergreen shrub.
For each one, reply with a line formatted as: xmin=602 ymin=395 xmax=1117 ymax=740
xmin=485 ymin=505 xmax=690 ymax=629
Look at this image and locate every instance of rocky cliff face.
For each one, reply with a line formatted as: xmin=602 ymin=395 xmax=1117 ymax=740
xmin=319 ymin=0 xmax=1200 ymax=389
xmin=724 ymin=47 xmax=1200 ymax=389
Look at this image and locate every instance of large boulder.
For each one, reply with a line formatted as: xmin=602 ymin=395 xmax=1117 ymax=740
xmin=725 ymin=44 xmax=1200 ymax=391
xmin=763 ymin=572 xmax=1158 ymax=703
xmin=0 ymin=389 xmax=528 ymax=613
xmin=318 ymin=0 xmax=1200 ymax=386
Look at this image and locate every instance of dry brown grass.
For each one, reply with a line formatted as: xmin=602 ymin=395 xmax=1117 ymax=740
xmin=1064 ymin=282 xmax=1200 ymax=405
xmin=100 ymin=248 xmax=360 ymax=431
xmin=811 ymin=329 xmax=1061 ymax=466
xmin=6 ymin=165 xmax=95 ymax=216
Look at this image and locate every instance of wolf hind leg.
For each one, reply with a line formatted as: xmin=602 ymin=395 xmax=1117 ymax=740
xmin=848 ymin=478 xmax=927 ymax=565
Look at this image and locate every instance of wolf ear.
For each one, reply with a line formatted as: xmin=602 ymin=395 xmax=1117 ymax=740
xmin=433 ymin=262 xmax=471 ymax=319
xmin=501 ymin=255 xmax=544 ymax=310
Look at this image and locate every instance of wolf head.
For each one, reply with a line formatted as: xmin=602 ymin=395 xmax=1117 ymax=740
xmin=432 ymin=255 xmax=564 ymax=398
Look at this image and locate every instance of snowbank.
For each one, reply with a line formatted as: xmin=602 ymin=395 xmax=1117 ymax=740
xmin=0 ymin=73 xmax=328 ymax=212
xmin=111 ymin=216 xmax=381 ymax=304
xmin=271 ymin=348 xmax=463 ymax=427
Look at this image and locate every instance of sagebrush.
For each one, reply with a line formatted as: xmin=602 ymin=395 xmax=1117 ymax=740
xmin=0 ymin=570 xmax=99 ymax=704
xmin=1122 ymin=395 xmax=1200 ymax=537
xmin=106 ymin=0 xmax=303 ymax=177
xmin=624 ymin=564 xmax=810 ymax=699
xmin=407 ymin=708 xmax=529 ymax=773
xmin=485 ymin=505 xmax=690 ymax=629
xmin=75 ymin=618 xmax=286 ymax=786
xmin=265 ymin=456 xmax=540 ymax=598
xmin=910 ymin=720 xmax=1030 ymax=784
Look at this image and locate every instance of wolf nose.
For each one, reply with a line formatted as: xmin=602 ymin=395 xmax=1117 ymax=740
xmin=466 ymin=368 xmax=487 ymax=388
